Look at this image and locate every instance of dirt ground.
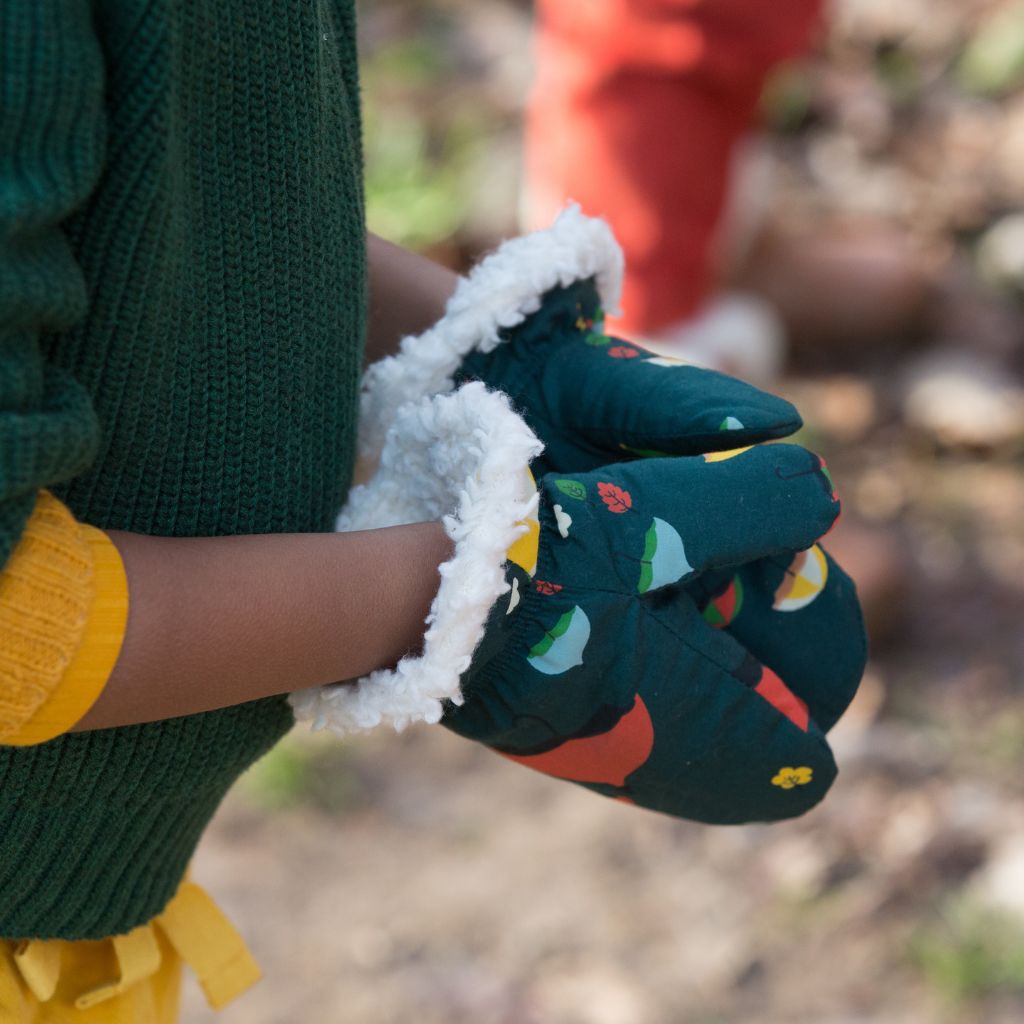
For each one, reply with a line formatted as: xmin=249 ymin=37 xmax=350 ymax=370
xmin=185 ymin=1 xmax=1024 ymax=1020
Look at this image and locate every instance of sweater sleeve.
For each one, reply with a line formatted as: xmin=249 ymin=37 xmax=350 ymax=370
xmin=0 ymin=3 xmax=117 ymax=742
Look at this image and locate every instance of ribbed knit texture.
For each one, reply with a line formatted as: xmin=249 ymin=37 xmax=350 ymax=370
xmin=0 ymin=0 xmax=366 ymax=939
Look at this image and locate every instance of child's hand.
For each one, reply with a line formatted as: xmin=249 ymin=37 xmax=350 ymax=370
xmin=292 ymin=383 xmax=864 ymax=825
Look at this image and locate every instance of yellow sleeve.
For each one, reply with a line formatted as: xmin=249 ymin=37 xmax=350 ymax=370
xmin=0 ymin=491 xmax=128 ymax=746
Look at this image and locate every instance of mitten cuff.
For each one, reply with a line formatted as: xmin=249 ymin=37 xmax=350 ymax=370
xmin=289 ymin=382 xmax=543 ymax=733
xmin=359 ymin=204 xmax=623 ymax=461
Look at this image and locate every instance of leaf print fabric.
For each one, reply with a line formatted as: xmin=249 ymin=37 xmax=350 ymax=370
xmin=443 ymin=425 xmax=865 ymax=825
xmin=455 ymin=278 xmax=805 ymax=479
xmin=598 ymin=482 xmax=632 ymax=513
xmin=358 ymin=219 xmax=867 ymax=826
xmin=438 ymin=271 xmax=864 ymax=823
xmin=638 ymin=518 xmax=692 ymax=594
xmin=554 ymin=479 xmax=587 ymax=501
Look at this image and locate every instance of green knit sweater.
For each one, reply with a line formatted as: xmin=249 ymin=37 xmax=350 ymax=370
xmin=0 ymin=0 xmax=366 ymax=939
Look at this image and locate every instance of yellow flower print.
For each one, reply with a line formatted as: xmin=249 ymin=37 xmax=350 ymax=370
xmin=772 ymin=766 xmax=813 ymax=790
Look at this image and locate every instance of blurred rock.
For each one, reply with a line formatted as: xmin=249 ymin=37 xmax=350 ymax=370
xmin=977 ymin=212 xmax=1024 ymax=296
xmin=530 ymin=962 xmax=654 ymax=1024
xmin=969 ymin=832 xmax=1024 ymax=924
xmin=853 ymin=467 xmax=906 ymax=522
xmin=825 ymin=518 xmax=911 ymax=646
xmin=735 ymin=222 xmax=937 ymax=361
xmin=903 ymin=351 xmax=1024 ymax=448
xmin=761 ymin=835 xmax=831 ymax=898
xmin=800 ymin=375 xmax=879 ymax=444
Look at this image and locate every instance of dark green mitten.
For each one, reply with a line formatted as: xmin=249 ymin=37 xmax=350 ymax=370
xmin=433 ymin=209 xmax=864 ymax=753
xmin=688 ymin=546 xmax=864 ymax=736
xmin=359 ymin=207 xmax=863 ymax=737
xmin=456 ymin=275 xmax=800 ymax=476
xmin=293 ymin=383 xmax=858 ymax=824
xmin=360 ymin=204 xmax=802 ymax=473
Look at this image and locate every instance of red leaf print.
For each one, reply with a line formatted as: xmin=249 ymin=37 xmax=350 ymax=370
xmin=608 ymin=345 xmax=640 ymax=359
xmin=535 ymin=580 xmax=563 ymax=595
xmin=598 ymin=482 xmax=632 ymax=513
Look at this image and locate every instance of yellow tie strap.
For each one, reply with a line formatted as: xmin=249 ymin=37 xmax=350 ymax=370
xmin=12 ymin=938 xmax=61 ymax=1003
xmin=156 ymin=881 xmax=262 ymax=1011
xmin=74 ymin=926 xmax=162 ymax=1010
xmin=7 ymin=877 xmax=260 ymax=1013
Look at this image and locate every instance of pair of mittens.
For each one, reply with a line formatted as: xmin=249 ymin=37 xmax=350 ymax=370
xmin=292 ymin=206 xmax=866 ymax=824
xmin=444 ymin=431 xmax=857 ymax=823
xmin=453 ymin=272 xmax=864 ymax=816
xmin=293 ymin=380 xmax=863 ymax=824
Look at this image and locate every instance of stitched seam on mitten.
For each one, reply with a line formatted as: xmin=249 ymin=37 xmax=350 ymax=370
xmin=639 ymin=603 xmax=827 ymax=738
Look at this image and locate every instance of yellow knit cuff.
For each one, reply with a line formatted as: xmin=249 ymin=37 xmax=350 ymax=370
xmin=0 ymin=493 xmax=129 ymax=746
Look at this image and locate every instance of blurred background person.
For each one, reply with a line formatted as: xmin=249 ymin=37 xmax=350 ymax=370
xmin=523 ymin=0 xmax=939 ymax=379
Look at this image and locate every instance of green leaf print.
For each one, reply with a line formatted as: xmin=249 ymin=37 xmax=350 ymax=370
xmin=554 ymin=479 xmax=587 ymax=501
xmin=638 ymin=522 xmax=658 ymax=594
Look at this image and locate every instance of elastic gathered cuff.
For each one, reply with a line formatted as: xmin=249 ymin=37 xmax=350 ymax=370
xmin=0 ymin=493 xmax=128 ymax=746
xmin=290 ymin=383 xmax=543 ymax=734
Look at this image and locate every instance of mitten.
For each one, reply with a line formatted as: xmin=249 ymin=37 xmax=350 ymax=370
xmin=688 ymin=545 xmax=863 ymax=736
xmin=356 ymin=204 xmax=866 ymax=760
xmin=292 ymin=383 xmax=859 ymax=824
xmin=358 ymin=204 xmax=801 ymax=475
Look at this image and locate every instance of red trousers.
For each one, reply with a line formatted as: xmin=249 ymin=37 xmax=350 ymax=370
xmin=525 ymin=0 xmax=822 ymax=334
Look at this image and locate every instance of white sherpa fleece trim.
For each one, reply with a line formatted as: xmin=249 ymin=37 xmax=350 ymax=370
xmin=288 ymin=382 xmax=543 ymax=734
xmin=359 ymin=203 xmax=624 ymax=461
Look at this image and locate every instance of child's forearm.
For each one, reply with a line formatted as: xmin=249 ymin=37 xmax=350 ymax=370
xmin=365 ymin=232 xmax=459 ymax=364
xmin=72 ymin=523 xmax=452 ymax=731
xmin=74 ymin=234 xmax=461 ymax=735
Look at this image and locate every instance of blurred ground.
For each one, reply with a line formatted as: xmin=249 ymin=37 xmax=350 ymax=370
xmin=186 ymin=1 xmax=1024 ymax=1020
